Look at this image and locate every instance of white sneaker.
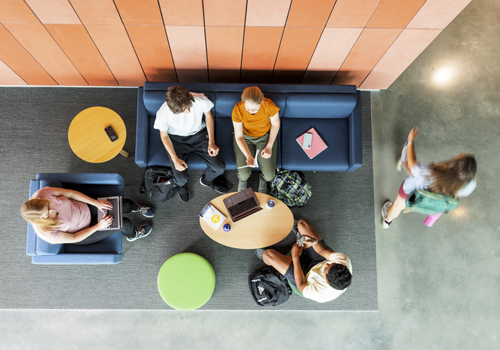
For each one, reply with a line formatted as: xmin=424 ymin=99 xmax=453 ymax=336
xmin=381 ymin=200 xmax=393 ymax=229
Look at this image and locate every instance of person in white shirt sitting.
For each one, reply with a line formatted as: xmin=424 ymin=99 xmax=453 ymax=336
xmin=257 ymin=219 xmax=353 ymax=303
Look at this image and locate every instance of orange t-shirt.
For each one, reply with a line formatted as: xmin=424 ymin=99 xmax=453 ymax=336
xmin=231 ymin=98 xmax=280 ymax=137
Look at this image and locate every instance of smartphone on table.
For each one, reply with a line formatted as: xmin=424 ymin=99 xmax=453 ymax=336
xmin=104 ymin=126 xmax=118 ymax=142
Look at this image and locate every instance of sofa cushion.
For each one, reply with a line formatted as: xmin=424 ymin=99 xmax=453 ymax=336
xmin=284 ymin=93 xmax=356 ymax=119
xmin=280 ymin=117 xmax=349 ymax=171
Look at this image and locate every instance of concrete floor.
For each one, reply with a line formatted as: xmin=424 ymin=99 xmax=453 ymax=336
xmin=1 ymin=0 xmax=499 ymax=349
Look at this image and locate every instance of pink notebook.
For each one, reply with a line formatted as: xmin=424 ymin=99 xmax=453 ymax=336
xmin=296 ymin=128 xmax=328 ymax=159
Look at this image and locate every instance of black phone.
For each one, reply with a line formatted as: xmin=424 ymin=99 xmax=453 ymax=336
xmin=104 ymin=126 xmax=118 ymax=142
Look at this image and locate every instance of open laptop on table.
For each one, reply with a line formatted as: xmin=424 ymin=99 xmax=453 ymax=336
xmin=97 ymin=196 xmax=123 ymax=230
xmin=223 ymin=188 xmax=262 ymax=222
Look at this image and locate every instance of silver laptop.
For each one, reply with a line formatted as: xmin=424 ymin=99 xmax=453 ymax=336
xmin=97 ymin=196 xmax=123 ymax=230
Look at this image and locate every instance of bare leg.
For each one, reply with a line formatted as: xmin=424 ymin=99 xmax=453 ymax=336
xmin=296 ymin=219 xmax=322 ymax=249
xmin=262 ymin=249 xmax=292 ymax=275
xmin=386 ymin=194 xmax=407 ymax=223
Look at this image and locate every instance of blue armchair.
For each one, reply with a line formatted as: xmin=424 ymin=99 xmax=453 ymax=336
xmin=26 ymin=173 xmax=124 ymax=264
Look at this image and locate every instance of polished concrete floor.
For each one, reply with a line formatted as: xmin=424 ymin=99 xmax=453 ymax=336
xmin=1 ymin=0 xmax=499 ymax=349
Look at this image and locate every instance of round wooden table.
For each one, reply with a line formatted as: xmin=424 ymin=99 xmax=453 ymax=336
xmin=68 ymin=106 xmax=127 ymax=163
xmin=199 ymin=192 xmax=294 ymax=249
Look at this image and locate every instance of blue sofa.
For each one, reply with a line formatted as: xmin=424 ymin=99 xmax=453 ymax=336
xmin=26 ymin=173 xmax=124 ymax=265
xmin=135 ymin=83 xmax=362 ymax=172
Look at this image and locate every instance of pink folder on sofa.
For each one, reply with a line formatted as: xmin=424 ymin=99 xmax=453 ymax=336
xmin=296 ymin=128 xmax=328 ymax=159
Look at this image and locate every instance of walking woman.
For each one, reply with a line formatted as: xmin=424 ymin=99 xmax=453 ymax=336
xmin=232 ymin=86 xmax=280 ymax=193
xmin=381 ymin=126 xmax=477 ymax=228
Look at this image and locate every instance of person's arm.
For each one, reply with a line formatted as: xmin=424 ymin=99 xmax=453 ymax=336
xmin=233 ymin=121 xmax=255 ymax=167
xmin=160 ymin=130 xmax=188 ymax=171
xmin=205 ymin=110 xmax=219 ymax=157
xmin=261 ymin=113 xmax=280 ymax=159
xmin=51 ymin=188 xmax=112 ymax=213
xmin=291 ymin=243 xmax=308 ymax=293
xmin=406 ymin=126 xmax=419 ymax=171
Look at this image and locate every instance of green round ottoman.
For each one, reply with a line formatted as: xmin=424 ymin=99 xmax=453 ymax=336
xmin=157 ymin=253 xmax=215 ymax=311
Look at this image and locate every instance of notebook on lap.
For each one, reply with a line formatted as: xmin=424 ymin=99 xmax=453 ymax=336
xmin=97 ymin=196 xmax=123 ymax=230
xmin=223 ymin=188 xmax=262 ymax=222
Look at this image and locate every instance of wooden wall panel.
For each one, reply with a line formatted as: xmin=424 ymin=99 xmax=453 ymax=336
xmin=46 ymin=24 xmax=118 ymax=86
xmin=0 ymin=0 xmax=39 ymax=24
xmin=367 ymin=0 xmax=427 ymax=28
xmin=246 ymin=0 xmax=291 ymax=27
xmin=85 ymin=24 xmax=146 ymax=86
xmin=361 ymin=29 xmax=441 ymax=89
xmin=272 ymin=27 xmax=323 ymax=84
xmin=126 ymin=25 xmax=177 ymax=82
xmin=408 ymin=0 xmax=472 ymax=29
xmin=241 ymin=27 xmax=283 ymax=83
xmin=159 ymin=0 xmax=204 ymax=26
xmin=286 ymin=0 xmax=337 ymax=27
xmin=0 ymin=59 xmax=27 ymax=85
xmin=24 ymin=0 xmax=80 ymax=24
xmin=5 ymin=23 xmax=87 ymax=85
xmin=327 ymin=0 xmax=381 ymax=28
xmin=166 ymin=26 xmax=208 ymax=82
xmin=114 ymin=0 xmax=164 ymax=25
xmin=333 ymin=28 xmax=401 ymax=86
xmin=206 ymin=27 xmax=244 ymax=83
xmin=0 ymin=25 xmax=56 ymax=85
xmin=68 ymin=0 xmax=121 ymax=25
xmin=204 ymin=0 xmax=247 ymax=27
xmin=303 ymin=28 xmax=363 ymax=85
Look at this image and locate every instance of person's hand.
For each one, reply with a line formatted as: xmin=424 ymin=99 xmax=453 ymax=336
xmin=291 ymin=243 xmax=303 ymax=259
xmin=173 ymin=157 xmax=188 ymax=171
xmin=246 ymin=156 xmax=256 ymax=167
xmin=96 ymin=200 xmax=112 ymax=214
xmin=408 ymin=126 xmax=419 ymax=143
xmin=208 ymin=143 xmax=219 ymax=157
xmin=98 ymin=215 xmax=113 ymax=229
xmin=261 ymin=146 xmax=272 ymax=159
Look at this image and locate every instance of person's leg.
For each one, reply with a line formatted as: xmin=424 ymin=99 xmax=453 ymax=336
xmin=191 ymin=131 xmax=226 ymax=184
xmin=122 ymin=199 xmax=138 ymax=213
xmin=166 ymin=135 xmax=192 ymax=187
xmin=233 ymin=134 xmax=254 ymax=182
xmin=261 ymin=249 xmax=292 ymax=275
xmin=386 ymin=193 xmax=407 ymax=222
xmin=296 ymin=219 xmax=322 ymax=249
xmin=255 ymin=133 xmax=277 ymax=182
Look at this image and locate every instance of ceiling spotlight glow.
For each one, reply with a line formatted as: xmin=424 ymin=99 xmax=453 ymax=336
xmin=433 ymin=66 xmax=455 ymax=85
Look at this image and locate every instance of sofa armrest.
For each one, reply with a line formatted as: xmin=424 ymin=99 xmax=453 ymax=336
xmin=347 ymin=91 xmax=363 ymax=172
xmin=135 ymin=87 xmax=150 ymax=169
xmin=36 ymin=173 xmax=124 ymax=186
xmin=31 ymin=253 xmax=122 ymax=265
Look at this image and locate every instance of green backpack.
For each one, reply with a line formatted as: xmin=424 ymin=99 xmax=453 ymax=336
xmin=404 ymin=190 xmax=459 ymax=215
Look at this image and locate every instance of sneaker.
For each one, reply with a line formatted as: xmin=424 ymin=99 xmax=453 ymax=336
xmin=381 ymin=200 xmax=393 ymax=229
xmin=132 ymin=204 xmax=155 ymax=218
xmin=177 ymin=185 xmax=190 ymax=203
xmin=126 ymin=224 xmax=153 ymax=242
xmin=199 ymin=175 xmax=229 ymax=194
xmin=291 ymin=219 xmax=300 ymax=238
xmin=238 ymin=180 xmax=248 ymax=192
xmin=258 ymin=174 xmax=269 ymax=194
xmin=255 ymin=248 xmax=265 ymax=260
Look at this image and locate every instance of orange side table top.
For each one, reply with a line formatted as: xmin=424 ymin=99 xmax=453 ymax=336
xmin=199 ymin=192 xmax=294 ymax=249
xmin=68 ymin=107 xmax=127 ymax=163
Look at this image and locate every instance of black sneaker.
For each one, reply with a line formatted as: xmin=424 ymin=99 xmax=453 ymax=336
xmin=177 ymin=185 xmax=190 ymax=203
xmin=126 ymin=224 xmax=153 ymax=242
xmin=199 ymin=175 xmax=229 ymax=194
xmin=255 ymin=248 xmax=266 ymax=260
xmin=132 ymin=204 xmax=155 ymax=218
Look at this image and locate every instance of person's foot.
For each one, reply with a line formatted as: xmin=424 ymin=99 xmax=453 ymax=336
xmin=381 ymin=200 xmax=393 ymax=229
xmin=291 ymin=219 xmax=300 ymax=238
xmin=176 ymin=185 xmax=190 ymax=203
xmin=126 ymin=224 xmax=153 ymax=242
xmin=238 ymin=180 xmax=248 ymax=192
xmin=258 ymin=174 xmax=269 ymax=194
xmin=199 ymin=175 xmax=229 ymax=194
xmin=255 ymin=248 xmax=265 ymax=260
xmin=132 ymin=204 xmax=155 ymax=218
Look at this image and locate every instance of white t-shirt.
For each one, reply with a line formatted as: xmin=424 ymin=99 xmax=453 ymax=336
xmin=302 ymin=252 xmax=353 ymax=303
xmin=153 ymin=95 xmax=214 ymax=137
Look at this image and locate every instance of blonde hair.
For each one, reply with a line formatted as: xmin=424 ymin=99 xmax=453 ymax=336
xmin=20 ymin=198 xmax=59 ymax=231
xmin=241 ymin=86 xmax=264 ymax=105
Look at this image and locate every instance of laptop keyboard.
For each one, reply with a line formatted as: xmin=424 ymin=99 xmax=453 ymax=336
xmin=228 ymin=197 xmax=259 ymax=218
xmin=106 ymin=197 xmax=120 ymax=229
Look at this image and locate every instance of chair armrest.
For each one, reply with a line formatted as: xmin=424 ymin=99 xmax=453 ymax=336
xmin=135 ymin=87 xmax=150 ymax=169
xmin=31 ymin=253 xmax=122 ymax=265
xmin=347 ymin=91 xmax=362 ymax=172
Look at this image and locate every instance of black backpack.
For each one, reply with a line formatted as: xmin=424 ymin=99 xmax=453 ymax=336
xmin=270 ymin=169 xmax=312 ymax=207
xmin=248 ymin=266 xmax=291 ymax=306
xmin=140 ymin=167 xmax=176 ymax=203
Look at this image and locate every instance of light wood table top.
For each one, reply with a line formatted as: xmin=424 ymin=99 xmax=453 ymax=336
xmin=199 ymin=192 xmax=294 ymax=249
xmin=68 ymin=106 xmax=127 ymax=163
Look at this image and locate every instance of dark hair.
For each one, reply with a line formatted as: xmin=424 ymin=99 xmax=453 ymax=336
xmin=166 ymin=86 xmax=194 ymax=114
xmin=326 ymin=264 xmax=352 ymax=290
xmin=428 ymin=154 xmax=477 ymax=197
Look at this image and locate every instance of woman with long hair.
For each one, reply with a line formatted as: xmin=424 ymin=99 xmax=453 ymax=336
xmin=381 ymin=126 xmax=477 ymax=228
xmin=21 ymin=187 xmax=154 ymax=245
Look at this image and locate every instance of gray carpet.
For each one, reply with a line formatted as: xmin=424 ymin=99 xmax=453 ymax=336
xmin=0 ymin=87 xmax=376 ymax=310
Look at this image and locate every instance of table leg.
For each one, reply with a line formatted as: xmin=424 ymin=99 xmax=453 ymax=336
xmin=119 ymin=149 xmax=129 ymax=158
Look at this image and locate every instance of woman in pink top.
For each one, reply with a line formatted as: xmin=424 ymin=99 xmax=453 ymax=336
xmin=21 ymin=187 xmax=155 ymax=245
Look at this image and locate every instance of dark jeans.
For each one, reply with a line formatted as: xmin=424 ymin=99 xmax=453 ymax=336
xmin=283 ymin=240 xmax=329 ymax=287
xmin=167 ymin=128 xmax=226 ymax=186
xmin=73 ymin=199 xmax=138 ymax=245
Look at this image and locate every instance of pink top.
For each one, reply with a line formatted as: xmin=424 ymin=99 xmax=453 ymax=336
xmin=32 ymin=187 xmax=91 ymax=243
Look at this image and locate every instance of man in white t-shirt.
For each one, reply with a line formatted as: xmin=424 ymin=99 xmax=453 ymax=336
xmin=258 ymin=219 xmax=353 ymax=303
xmin=154 ymin=86 xmax=228 ymax=202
